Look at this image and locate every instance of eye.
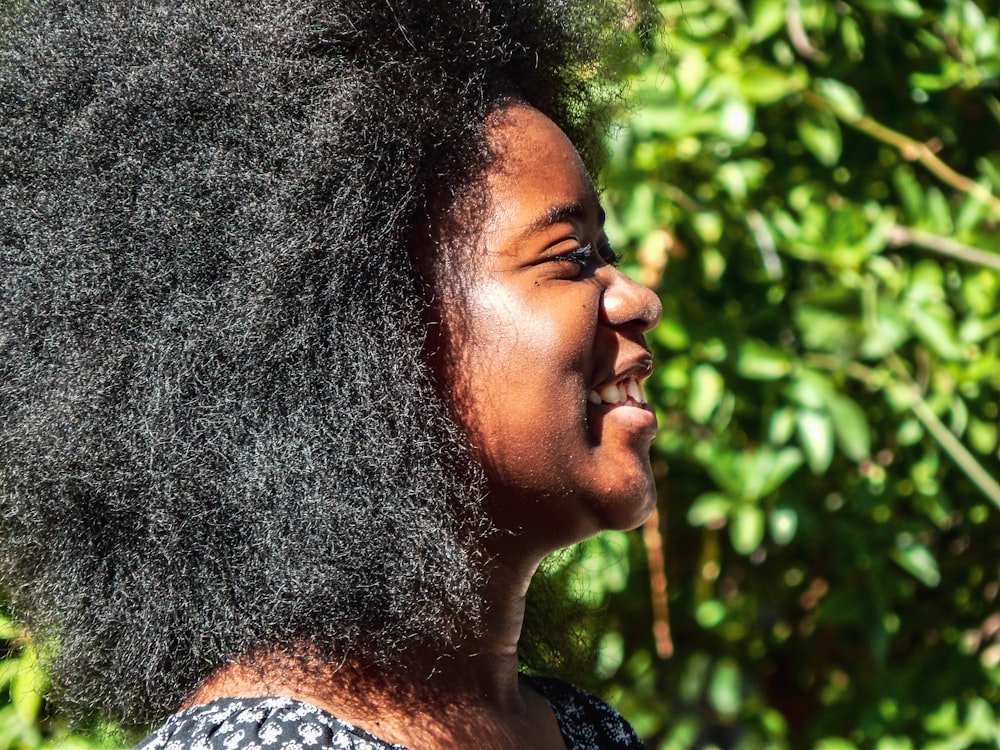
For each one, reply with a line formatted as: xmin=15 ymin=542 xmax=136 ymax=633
xmin=550 ymin=242 xmax=622 ymax=275
xmin=551 ymin=244 xmax=595 ymax=270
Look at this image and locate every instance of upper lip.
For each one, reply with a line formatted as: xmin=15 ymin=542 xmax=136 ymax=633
xmin=591 ymin=352 xmax=654 ymax=392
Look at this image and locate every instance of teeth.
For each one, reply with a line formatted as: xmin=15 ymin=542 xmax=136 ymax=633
xmin=599 ymin=384 xmax=621 ymax=404
xmin=627 ymin=379 xmax=643 ymax=403
xmin=588 ymin=377 xmax=649 ymax=406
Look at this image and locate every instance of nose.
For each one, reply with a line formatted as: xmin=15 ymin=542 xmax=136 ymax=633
xmin=598 ymin=266 xmax=662 ymax=333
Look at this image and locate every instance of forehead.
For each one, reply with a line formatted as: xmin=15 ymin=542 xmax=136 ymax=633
xmin=422 ymin=104 xmax=601 ymax=290
xmin=481 ymin=104 xmax=601 ymax=232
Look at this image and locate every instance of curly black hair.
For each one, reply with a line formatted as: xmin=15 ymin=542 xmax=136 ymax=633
xmin=0 ymin=0 xmax=636 ymax=726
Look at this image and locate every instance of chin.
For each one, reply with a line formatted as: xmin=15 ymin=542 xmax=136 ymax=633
xmin=608 ymin=490 xmax=658 ymax=531
xmin=480 ymin=455 xmax=659 ymax=552
xmin=586 ymin=466 xmax=659 ymax=533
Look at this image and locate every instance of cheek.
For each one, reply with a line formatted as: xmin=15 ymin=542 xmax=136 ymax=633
xmin=444 ymin=302 xmax=543 ymax=426
xmin=462 ymin=286 xmax=588 ymax=394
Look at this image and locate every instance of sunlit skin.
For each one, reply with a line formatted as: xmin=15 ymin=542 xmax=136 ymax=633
xmin=437 ymin=103 xmax=662 ymax=571
xmin=187 ymin=104 xmax=662 ymax=749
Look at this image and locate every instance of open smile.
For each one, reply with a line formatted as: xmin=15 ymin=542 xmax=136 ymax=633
xmin=587 ymin=375 xmax=648 ymax=406
xmin=585 ymin=374 xmax=657 ymax=439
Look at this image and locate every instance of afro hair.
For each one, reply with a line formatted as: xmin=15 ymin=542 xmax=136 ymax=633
xmin=0 ymin=0 xmax=637 ymax=725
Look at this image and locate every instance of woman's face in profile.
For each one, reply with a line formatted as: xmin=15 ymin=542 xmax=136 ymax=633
xmin=437 ymin=104 xmax=663 ymax=553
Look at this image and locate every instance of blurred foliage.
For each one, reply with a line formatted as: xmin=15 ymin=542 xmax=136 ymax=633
xmin=2 ymin=1 xmax=999 ymax=749
xmin=0 ymin=611 xmax=127 ymax=749
xmin=588 ymin=0 xmax=1000 ymax=747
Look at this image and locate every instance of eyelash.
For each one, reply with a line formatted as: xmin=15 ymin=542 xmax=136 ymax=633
xmin=554 ymin=243 xmax=622 ymax=269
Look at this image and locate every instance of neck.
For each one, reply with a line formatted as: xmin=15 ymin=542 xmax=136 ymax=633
xmin=451 ymin=542 xmax=541 ymax=703
xmin=184 ymin=538 xmax=561 ymax=748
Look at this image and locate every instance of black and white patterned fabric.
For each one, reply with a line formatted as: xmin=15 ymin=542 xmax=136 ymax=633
xmin=134 ymin=676 xmax=644 ymax=749
xmin=527 ymin=676 xmax=645 ymax=749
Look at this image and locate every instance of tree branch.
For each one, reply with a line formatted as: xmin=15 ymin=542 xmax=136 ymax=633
xmin=888 ymin=225 xmax=1000 ymax=272
xmin=786 ymin=0 xmax=824 ymax=61
xmin=642 ymin=507 xmax=673 ymax=658
xmin=804 ymin=90 xmax=1000 ymax=218
xmin=886 ymin=355 xmax=1000 ymax=511
xmin=804 ymin=354 xmax=1000 ymax=511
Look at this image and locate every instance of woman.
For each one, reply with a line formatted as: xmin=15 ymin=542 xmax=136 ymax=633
xmin=0 ymin=0 xmax=661 ymax=747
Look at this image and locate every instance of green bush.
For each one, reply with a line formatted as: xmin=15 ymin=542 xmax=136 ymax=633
xmin=0 ymin=611 xmax=128 ymax=749
xmin=590 ymin=0 xmax=1000 ymax=747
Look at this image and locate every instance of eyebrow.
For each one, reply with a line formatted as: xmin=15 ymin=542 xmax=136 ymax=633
xmin=520 ymin=201 xmax=606 ymax=238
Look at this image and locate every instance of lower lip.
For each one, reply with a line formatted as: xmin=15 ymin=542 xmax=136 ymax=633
xmin=587 ymin=400 xmax=658 ymax=437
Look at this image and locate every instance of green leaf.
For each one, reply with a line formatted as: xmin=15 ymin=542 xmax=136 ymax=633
xmin=0 ymin=614 xmax=18 ymax=641
xmin=708 ymin=658 xmax=742 ymax=718
xmin=893 ymin=165 xmax=925 ymax=220
xmin=968 ymin=417 xmax=998 ymax=455
xmin=925 ymin=187 xmax=954 ymax=234
xmin=907 ymin=259 xmax=946 ymax=302
xmin=688 ymin=364 xmax=725 ymax=423
xmin=675 ymin=49 xmax=710 ymax=99
xmin=828 ymin=394 xmax=871 ymax=461
xmin=695 ymin=600 xmax=727 ymax=628
xmin=797 ymin=109 xmax=843 ymax=166
xmin=840 ymin=16 xmax=866 ymax=60
xmin=740 ymin=65 xmax=807 ymax=105
xmin=769 ymin=407 xmax=797 ymax=445
xmin=856 ymin=0 xmax=923 ymax=18
xmin=696 ymin=444 xmax=805 ymax=501
xmin=797 ymin=409 xmax=834 ymax=474
xmin=652 ymin=317 xmax=690 ymax=350
xmin=874 ymin=738 xmax=914 ymax=750
xmin=958 ymin=313 xmax=1000 ymax=344
xmin=688 ymin=492 xmax=732 ymax=528
xmin=963 ymin=698 xmax=997 ymax=739
xmin=0 ymin=658 xmax=21 ymax=689
xmin=925 ymin=701 xmax=961 ymax=735
xmin=769 ymin=507 xmax=798 ymax=545
xmin=891 ymin=543 xmax=941 ymax=587
xmin=787 ymin=370 xmax=835 ymax=410
xmin=909 ymin=307 xmax=964 ymax=361
xmin=575 ymin=531 xmax=630 ymax=596
xmin=815 ymin=78 xmax=865 ymax=122
xmin=749 ymin=0 xmax=786 ymax=41
xmin=750 ymin=447 xmax=806 ymax=499
xmin=737 ymin=340 xmax=793 ymax=380
xmin=717 ymin=100 xmax=753 ymax=143
xmin=9 ymin=643 xmax=46 ymax=726
xmin=862 ymin=298 xmax=910 ymax=358
xmin=596 ymin=631 xmax=625 ymax=679
xmin=816 ymin=740 xmax=861 ymax=750
xmin=795 ymin=304 xmax=860 ymax=353
xmin=922 ymin=734 xmax=978 ymax=750
xmin=692 ymin=211 xmax=723 ymax=244
xmin=730 ymin=504 xmax=765 ymax=554
xmin=631 ymin=104 xmax=717 ymax=140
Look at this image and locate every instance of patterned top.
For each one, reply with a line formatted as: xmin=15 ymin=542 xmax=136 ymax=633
xmin=134 ymin=676 xmax=644 ymax=749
